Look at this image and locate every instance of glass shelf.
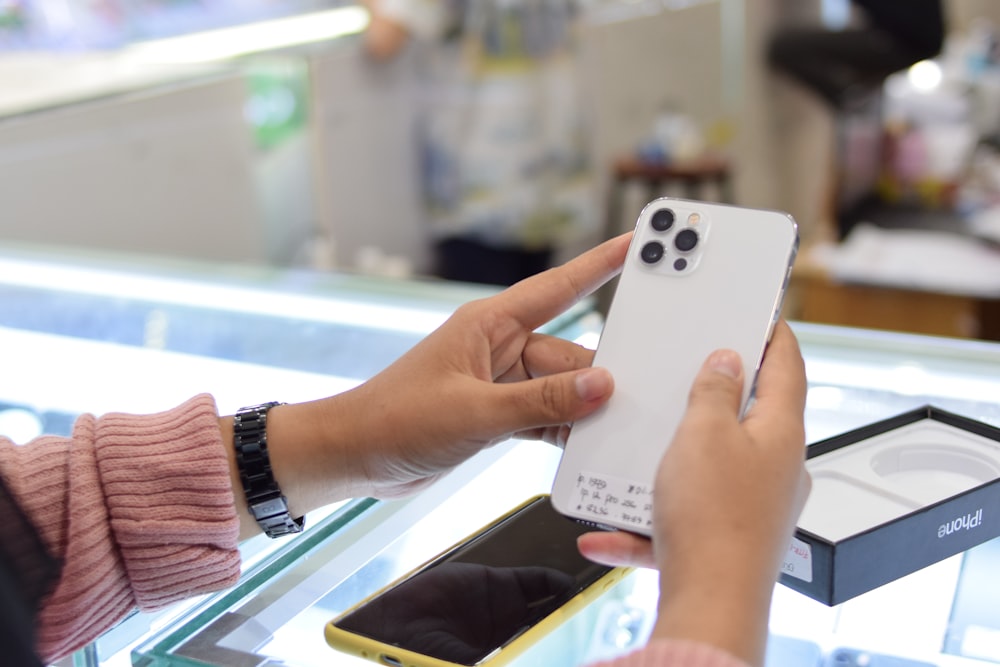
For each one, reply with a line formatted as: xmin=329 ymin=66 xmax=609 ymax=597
xmin=130 ymin=320 xmax=1000 ymax=667
xmin=7 ymin=242 xmax=1000 ymax=666
xmin=782 ymin=322 xmax=1000 ymax=667
xmin=0 ymin=242 xmax=593 ymax=667
xmin=130 ymin=440 xmax=659 ymax=667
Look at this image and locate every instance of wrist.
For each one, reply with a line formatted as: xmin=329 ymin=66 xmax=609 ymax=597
xmin=223 ymin=393 xmax=368 ymax=540
xmin=266 ymin=395 xmax=370 ymax=510
xmin=653 ymin=559 xmax=776 ymax=666
xmin=235 ymin=402 xmax=308 ymax=539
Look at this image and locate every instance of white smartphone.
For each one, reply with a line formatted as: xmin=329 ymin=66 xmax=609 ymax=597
xmin=324 ymin=495 xmax=630 ymax=667
xmin=550 ymin=197 xmax=799 ymax=535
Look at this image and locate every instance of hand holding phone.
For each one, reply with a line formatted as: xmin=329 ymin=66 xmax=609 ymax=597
xmin=551 ymin=198 xmax=799 ymax=535
xmin=576 ymin=320 xmax=810 ymax=667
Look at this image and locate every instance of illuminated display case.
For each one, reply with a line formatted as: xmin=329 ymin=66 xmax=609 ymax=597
xmin=0 ymin=5 xmax=369 ymax=271
xmin=4 ymin=243 xmax=1000 ymax=666
xmin=0 ymin=242 xmax=601 ymax=667
xmin=0 ymin=0 xmax=349 ymax=50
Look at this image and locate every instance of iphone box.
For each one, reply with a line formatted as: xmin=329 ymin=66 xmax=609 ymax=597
xmin=779 ymin=406 xmax=1000 ymax=606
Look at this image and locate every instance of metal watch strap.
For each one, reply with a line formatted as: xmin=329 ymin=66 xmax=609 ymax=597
xmin=233 ymin=402 xmax=304 ymax=538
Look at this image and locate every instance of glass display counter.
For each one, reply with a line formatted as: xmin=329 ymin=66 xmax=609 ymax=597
xmin=4 ymin=242 xmax=1000 ymax=666
xmin=775 ymin=324 xmax=1000 ymax=667
xmin=0 ymin=242 xmax=597 ymax=667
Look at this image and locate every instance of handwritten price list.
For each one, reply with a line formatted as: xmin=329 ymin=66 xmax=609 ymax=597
xmin=573 ymin=471 xmax=814 ymax=582
xmin=573 ymin=471 xmax=655 ymax=530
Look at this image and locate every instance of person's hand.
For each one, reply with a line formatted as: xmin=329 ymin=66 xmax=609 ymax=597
xmin=249 ymin=233 xmax=631 ymax=527
xmin=362 ymin=1 xmax=412 ymax=61
xmin=577 ymin=320 xmax=810 ymax=666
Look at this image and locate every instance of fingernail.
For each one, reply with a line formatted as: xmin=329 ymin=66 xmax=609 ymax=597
xmin=576 ymin=368 xmax=612 ymax=401
xmin=707 ymin=349 xmax=742 ymax=379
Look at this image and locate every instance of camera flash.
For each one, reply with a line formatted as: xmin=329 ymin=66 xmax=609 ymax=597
xmin=687 ymin=213 xmax=701 ymax=225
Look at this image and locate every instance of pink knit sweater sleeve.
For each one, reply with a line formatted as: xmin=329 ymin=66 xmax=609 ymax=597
xmin=588 ymin=639 xmax=752 ymax=667
xmin=0 ymin=394 xmax=242 ymax=663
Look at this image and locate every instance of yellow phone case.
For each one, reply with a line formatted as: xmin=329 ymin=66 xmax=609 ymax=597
xmin=324 ymin=494 xmax=632 ymax=667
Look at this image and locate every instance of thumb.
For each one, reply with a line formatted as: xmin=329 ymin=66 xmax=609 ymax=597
xmin=485 ymin=367 xmax=614 ymax=433
xmin=685 ymin=349 xmax=745 ymax=419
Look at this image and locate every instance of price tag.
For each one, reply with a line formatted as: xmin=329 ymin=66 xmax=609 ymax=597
xmin=571 ymin=471 xmax=654 ymax=530
xmin=782 ymin=537 xmax=813 ymax=582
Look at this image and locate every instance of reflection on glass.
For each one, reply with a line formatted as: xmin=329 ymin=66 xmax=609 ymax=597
xmin=945 ymin=537 xmax=1000 ymax=663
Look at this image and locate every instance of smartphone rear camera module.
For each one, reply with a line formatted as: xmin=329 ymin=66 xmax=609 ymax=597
xmin=650 ymin=209 xmax=675 ymax=232
xmin=674 ymin=229 xmax=699 ymax=252
xmin=640 ymin=241 xmax=665 ymax=264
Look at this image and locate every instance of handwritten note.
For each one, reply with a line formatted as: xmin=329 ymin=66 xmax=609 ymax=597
xmin=572 ymin=471 xmax=655 ymax=530
xmin=782 ymin=537 xmax=812 ymax=582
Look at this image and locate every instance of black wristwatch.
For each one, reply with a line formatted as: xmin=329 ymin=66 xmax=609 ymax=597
xmin=233 ymin=402 xmax=305 ymax=538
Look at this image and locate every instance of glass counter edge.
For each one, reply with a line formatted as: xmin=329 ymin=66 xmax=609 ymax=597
xmin=16 ymin=245 xmax=1000 ymax=360
xmin=127 ymin=497 xmax=379 ymax=665
xmin=118 ymin=321 xmax=1000 ymax=664
xmin=0 ymin=244 xmax=599 ymax=337
xmin=791 ymin=320 xmax=1000 ymax=366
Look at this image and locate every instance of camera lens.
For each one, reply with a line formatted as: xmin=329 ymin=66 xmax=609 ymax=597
xmin=651 ymin=209 xmax=675 ymax=232
xmin=674 ymin=229 xmax=699 ymax=252
xmin=674 ymin=258 xmax=687 ymax=271
xmin=640 ymin=241 xmax=664 ymax=264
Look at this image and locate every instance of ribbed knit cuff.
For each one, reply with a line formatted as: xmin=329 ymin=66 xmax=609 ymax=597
xmin=589 ymin=639 xmax=751 ymax=667
xmin=94 ymin=393 xmax=241 ymax=610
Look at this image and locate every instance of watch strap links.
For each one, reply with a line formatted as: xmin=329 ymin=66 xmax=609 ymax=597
xmin=233 ymin=402 xmax=305 ymax=538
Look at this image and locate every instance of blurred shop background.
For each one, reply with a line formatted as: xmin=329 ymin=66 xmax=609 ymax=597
xmin=4 ymin=0 xmax=1000 ymax=337
xmin=11 ymin=6 xmax=1000 ymax=667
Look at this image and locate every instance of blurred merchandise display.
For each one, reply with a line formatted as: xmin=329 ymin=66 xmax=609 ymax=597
xmin=377 ymin=0 xmax=597 ymax=284
xmin=634 ymin=107 xmax=707 ymax=166
xmin=819 ymin=18 xmax=1000 ymax=242
xmin=243 ymin=57 xmax=309 ymax=149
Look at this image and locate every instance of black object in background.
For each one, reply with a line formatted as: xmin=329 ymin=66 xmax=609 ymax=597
xmin=435 ymin=238 xmax=553 ymax=286
xmin=768 ymin=0 xmax=945 ymax=110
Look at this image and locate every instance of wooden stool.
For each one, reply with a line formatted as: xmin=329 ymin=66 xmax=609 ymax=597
xmin=603 ymin=154 xmax=733 ymax=238
xmin=597 ymin=155 xmax=733 ymax=313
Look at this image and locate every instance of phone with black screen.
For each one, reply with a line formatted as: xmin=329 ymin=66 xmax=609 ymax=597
xmin=324 ymin=495 xmax=630 ymax=667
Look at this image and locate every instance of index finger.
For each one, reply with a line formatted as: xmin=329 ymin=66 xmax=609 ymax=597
xmin=744 ymin=320 xmax=807 ymax=438
xmin=494 ymin=232 xmax=633 ymax=331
